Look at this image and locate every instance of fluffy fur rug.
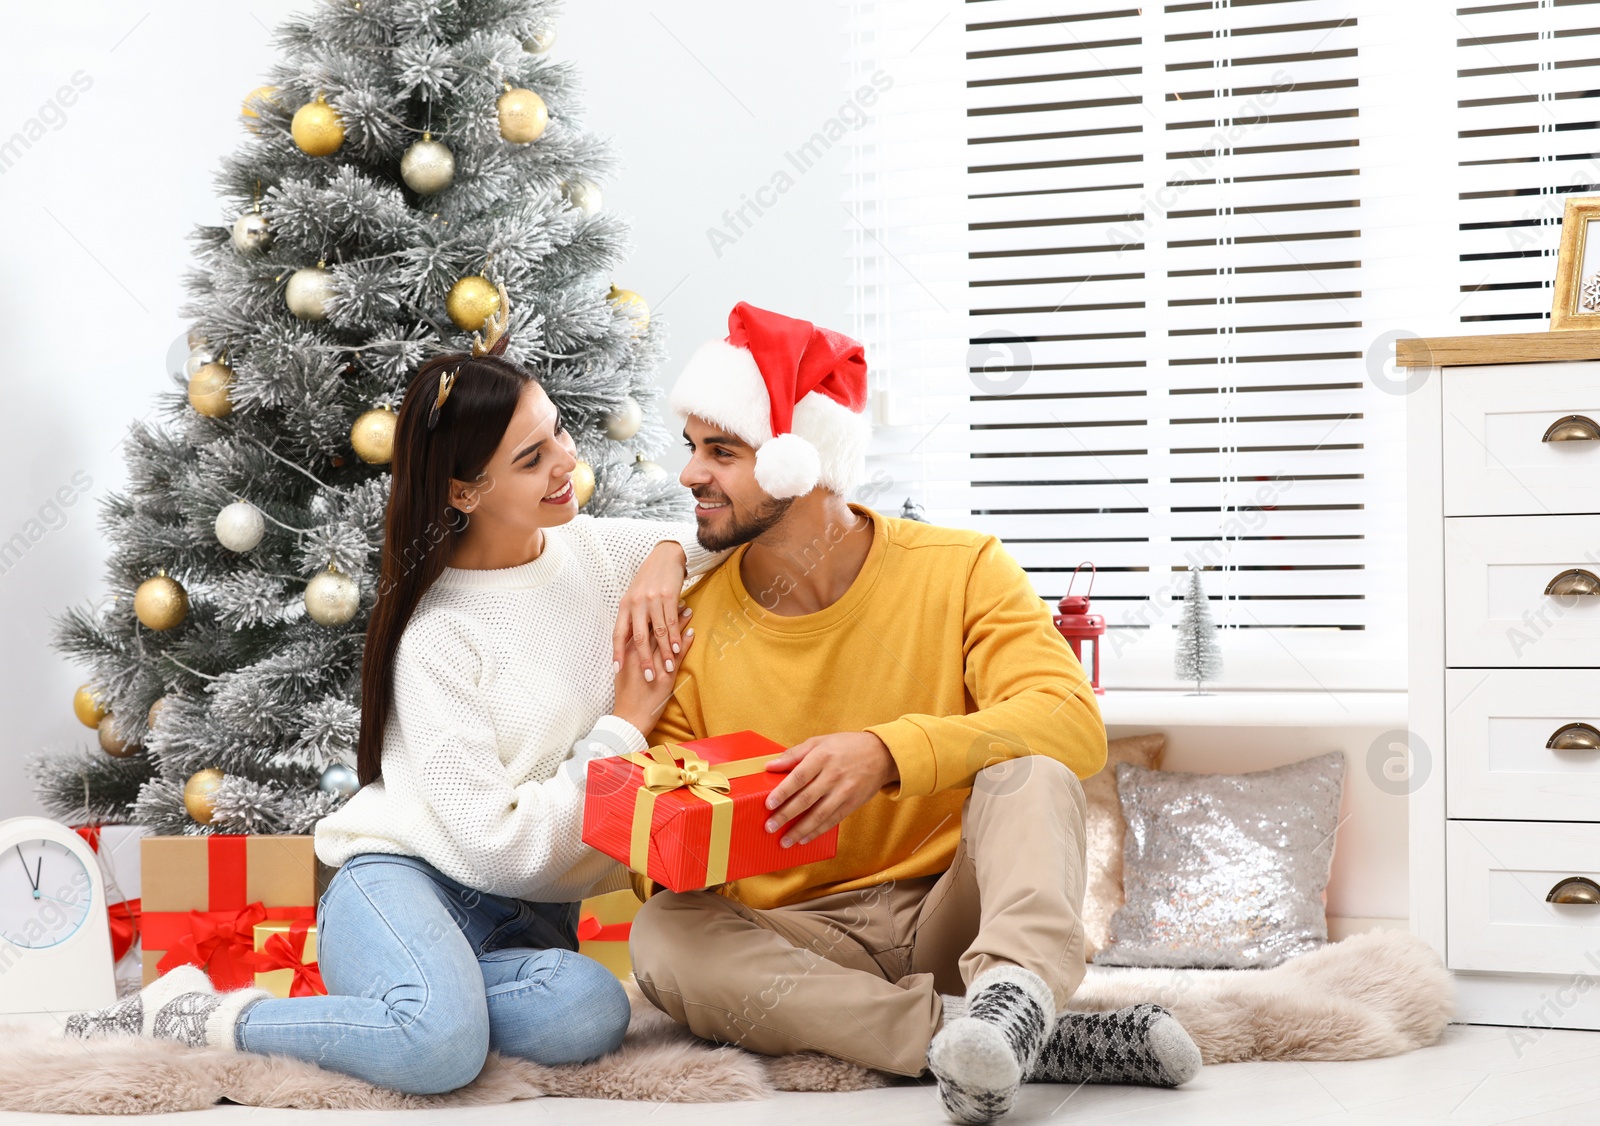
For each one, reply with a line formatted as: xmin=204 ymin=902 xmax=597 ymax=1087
xmin=0 ymin=929 xmax=1452 ymax=1113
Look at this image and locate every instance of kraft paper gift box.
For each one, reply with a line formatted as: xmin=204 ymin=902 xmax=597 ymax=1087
xmin=582 ymin=730 xmax=839 ymax=895
xmin=140 ymin=834 xmax=330 ymax=989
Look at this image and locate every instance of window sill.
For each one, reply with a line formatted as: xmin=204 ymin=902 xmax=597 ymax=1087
xmin=1097 ymin=689 xmax=1407 ymax=729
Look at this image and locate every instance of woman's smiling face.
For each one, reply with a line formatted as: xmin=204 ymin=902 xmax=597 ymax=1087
xmin=448 ymin=379 xmax=581 ymax=539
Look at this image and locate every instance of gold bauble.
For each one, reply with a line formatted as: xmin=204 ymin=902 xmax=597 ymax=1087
xmin=350 ymin=408 xmax=397 ymax=465
xmin=571 ymin=459 xmax=596 ymax=508
xmin=292 ymin=95 xmax=345 ymax=156
xmin=634 ymin=454 xmax=670 ymax=482
xmin=148 ymin=695 xmax=168 ymax=729
xmin=183 ymin=768 xmax=226 ymax=824
xmin=240 ymin=85 xmax=279 ymax=129
xmin=522 ymin=27 xmax=556 ymax=54
xmin=187 ymin=361 xmax=235 ymax=418
xmin=497 ymin=86 xmax=549 ymax=143
xmin=97 ymin=714 xmax=137 ymax=758
xmin=446 ymin=274 xmax=502 ymax=331
xmin=607 ymin=285 xmax=650 ymax=332
xmin=305 ymin=565 xmax=361 ymax=626
xmin=134 ymin=572 xmax=188 ymax=631
xmin=73 ymin=684 xmax=108 ymax=729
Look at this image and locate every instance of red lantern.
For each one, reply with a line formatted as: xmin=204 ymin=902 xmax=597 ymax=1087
xmin=1053 ymin=562 xmax=1104 ymax=695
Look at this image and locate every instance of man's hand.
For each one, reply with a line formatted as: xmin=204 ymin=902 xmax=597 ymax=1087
xmin=762 ymin=732 xmax=899 ymax=847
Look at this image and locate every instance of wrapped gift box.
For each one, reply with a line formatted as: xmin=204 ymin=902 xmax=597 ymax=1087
xmin=577 ymin=888 xmax=640 ymax=979
xmin=140 ymin=834 xmax=326 ymax=989
xmin=248 ymin=919 xmax=325 ymax=997
xmin=582 ymin=731 xmax=839 ymax=894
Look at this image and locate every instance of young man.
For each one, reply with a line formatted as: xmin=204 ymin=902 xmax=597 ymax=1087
xmin=628 ymin=301 xmax=1201 ymax=1124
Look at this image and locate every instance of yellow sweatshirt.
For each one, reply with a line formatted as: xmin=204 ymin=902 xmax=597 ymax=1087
xmin=646 ymin=504 xmax=1107 ymax=910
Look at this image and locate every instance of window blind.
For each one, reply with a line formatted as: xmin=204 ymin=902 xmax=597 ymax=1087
xmin=843 ymin=0 xmax=1583 ymax=690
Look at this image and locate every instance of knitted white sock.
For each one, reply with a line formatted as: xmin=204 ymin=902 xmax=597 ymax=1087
xmin=64 ymin=963 xmax=215 ymax=1041
xmin=64 ymin=964 xmax=269 ymax=1052
xmin=926 ymin=965 xmax=1055 ymax=1125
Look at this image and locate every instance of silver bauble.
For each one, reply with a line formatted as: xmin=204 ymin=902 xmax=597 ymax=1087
xmin=305 ymin=566 xmax=360 ymax=626
xmin=319 ymin=763 xmax=360 ymax=798
xmin=183 ymin=345 xmax=217 ymax=380
xmin=603 ymin=395 xmax=643 ymax=441
xmin=561 ymin=178 xmax=602 ymax=218
xmin=401 ymin=138 xmax=455 ymax=195
xmin=214 ymin=501 xmax=265 ymax=553
xmin=286 ymin=266 xmax=335 ymax=321
xmin=522 ymin=27 xmax=556 ymax=53
xmin=230 ymin=211 xmax=272 ymax=254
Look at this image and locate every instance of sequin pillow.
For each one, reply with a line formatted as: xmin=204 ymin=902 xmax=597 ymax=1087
xmin=1094 ymin=751 xmax=1346 ymax=969
xmin=1081 ymin=733 xmax=1166 ymax=961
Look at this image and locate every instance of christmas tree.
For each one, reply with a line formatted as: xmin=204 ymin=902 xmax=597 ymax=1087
xmin=1174 ymin=567 xmax=1222 ymax=694
xmin=31 ymin=0 xmax=686 ymax=836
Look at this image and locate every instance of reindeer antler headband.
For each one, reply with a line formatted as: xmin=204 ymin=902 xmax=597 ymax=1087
xmin=426 ymin=279 xmax=513 ymax=431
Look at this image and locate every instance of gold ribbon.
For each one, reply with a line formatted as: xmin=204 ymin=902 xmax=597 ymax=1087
xmin=623 ymin=742 xmax=781 ymax=888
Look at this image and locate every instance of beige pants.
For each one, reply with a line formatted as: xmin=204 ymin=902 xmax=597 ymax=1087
xmin=630 ymin=756 xmax=1090 ymax=1076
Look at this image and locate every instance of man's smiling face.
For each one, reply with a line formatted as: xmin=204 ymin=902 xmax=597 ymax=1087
xmin=679 ymin=413 xmax=796 ymax=552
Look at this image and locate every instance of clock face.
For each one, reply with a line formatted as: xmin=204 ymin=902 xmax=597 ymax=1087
xmin=0 ymin=838 xmax=93 ymax=949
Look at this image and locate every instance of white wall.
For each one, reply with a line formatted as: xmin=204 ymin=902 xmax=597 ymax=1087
xmin=0 ymin=0 xmax=850 ymax=821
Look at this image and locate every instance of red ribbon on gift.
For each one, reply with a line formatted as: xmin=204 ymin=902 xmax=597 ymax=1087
xmin=241 ymin=918 xmax=325 ymax=997
xmin=141 ymin=835 xmax=316 ymax=990
xmin=577 ymin=914 xmax=631 ymax=942
xmin=107 ymin=898 xmax=141 ymax=963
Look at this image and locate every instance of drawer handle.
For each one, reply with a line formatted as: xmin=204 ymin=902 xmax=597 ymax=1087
xmin=1547 ymin=876 xmax=1600 ymax=905
xmin=1545 ymin=569 xmax=1600 ymax=597
xmin=1547 ymin=722 xmax=1600 ymax=751
xmin=1543 ymin=415 xmax=1600 ymax=442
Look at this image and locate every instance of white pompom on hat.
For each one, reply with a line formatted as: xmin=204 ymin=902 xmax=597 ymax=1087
xmin=669 ymin=301 xmax=870 ymax=499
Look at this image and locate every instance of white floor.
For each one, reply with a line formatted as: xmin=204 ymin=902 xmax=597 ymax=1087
xmin=7 ymin=1022 xmax=1600 ymax=1124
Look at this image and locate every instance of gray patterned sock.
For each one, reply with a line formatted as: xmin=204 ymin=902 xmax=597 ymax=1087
xmin=1027 ymin=1003 xmax=1202 ymax=1087
xmin=927 ymin=966 xmax=1054 ymax=1124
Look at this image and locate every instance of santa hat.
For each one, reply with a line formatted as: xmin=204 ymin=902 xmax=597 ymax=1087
xmin=669 ymin=301 xmax=870 ymax=499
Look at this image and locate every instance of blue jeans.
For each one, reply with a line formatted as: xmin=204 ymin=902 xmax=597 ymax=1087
xmin=233 ymin=852 xmax=630 ymax=1094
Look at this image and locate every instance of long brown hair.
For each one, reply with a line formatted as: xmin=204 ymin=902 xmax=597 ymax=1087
xmin=356 ymin=352 xmax=539 ymax=786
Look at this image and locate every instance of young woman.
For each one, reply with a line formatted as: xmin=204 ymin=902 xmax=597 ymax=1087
xmin=64 ymin=348 xmax=723 ymax=1094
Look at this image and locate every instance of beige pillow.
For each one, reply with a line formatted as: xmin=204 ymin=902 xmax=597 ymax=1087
xmin=1081 ymin=733 xmax=1165 ymax=960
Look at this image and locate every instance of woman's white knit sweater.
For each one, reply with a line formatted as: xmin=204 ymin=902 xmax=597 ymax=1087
xmin=313 ymin=515 xmax=722 ymax=902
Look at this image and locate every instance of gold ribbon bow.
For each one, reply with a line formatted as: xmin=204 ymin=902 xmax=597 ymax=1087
xmin=622 ymin=742 xmax=779 ymax=888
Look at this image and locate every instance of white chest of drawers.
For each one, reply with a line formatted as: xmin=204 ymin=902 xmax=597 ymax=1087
xmin=1404 ymin=332 xmax=1600 ymax=1029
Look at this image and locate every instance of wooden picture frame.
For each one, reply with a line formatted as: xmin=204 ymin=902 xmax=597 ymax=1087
xmin=1551 ymin=196 xmax=1600 ymax=330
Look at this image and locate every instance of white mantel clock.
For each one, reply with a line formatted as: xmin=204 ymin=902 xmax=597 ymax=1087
xmin=0 ymin=816 xmax=117 ymax=1029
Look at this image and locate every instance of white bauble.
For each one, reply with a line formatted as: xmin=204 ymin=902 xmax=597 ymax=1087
xmin=286 ymin=266 xmax=335 ymax=321
xmin=305 ymin=567 xmax=360 ymax=626
xmin=634 ymin=455 xmax=670 ymax=482
xmin=603 ymin=395 xmax=643 ymax=441
xmin=230 ymin=211 xmax=272 ymax=254
xmin=561 ymin=178 xmax=602 ymax=218
xmin=401 ymin=138 xmax=455 ymax=195
xmin=214 ymin=501 xmax=265 ymax=553
xmin=522 ymin=27 xmax=556 ymax=53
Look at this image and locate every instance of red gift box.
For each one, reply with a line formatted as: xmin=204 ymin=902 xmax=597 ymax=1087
xmin=582 ymin=731 xmax=839 ymax=894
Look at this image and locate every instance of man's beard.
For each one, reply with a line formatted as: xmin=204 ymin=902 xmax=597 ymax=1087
xmin=695 ymin=492 xmax=794 ymax=552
